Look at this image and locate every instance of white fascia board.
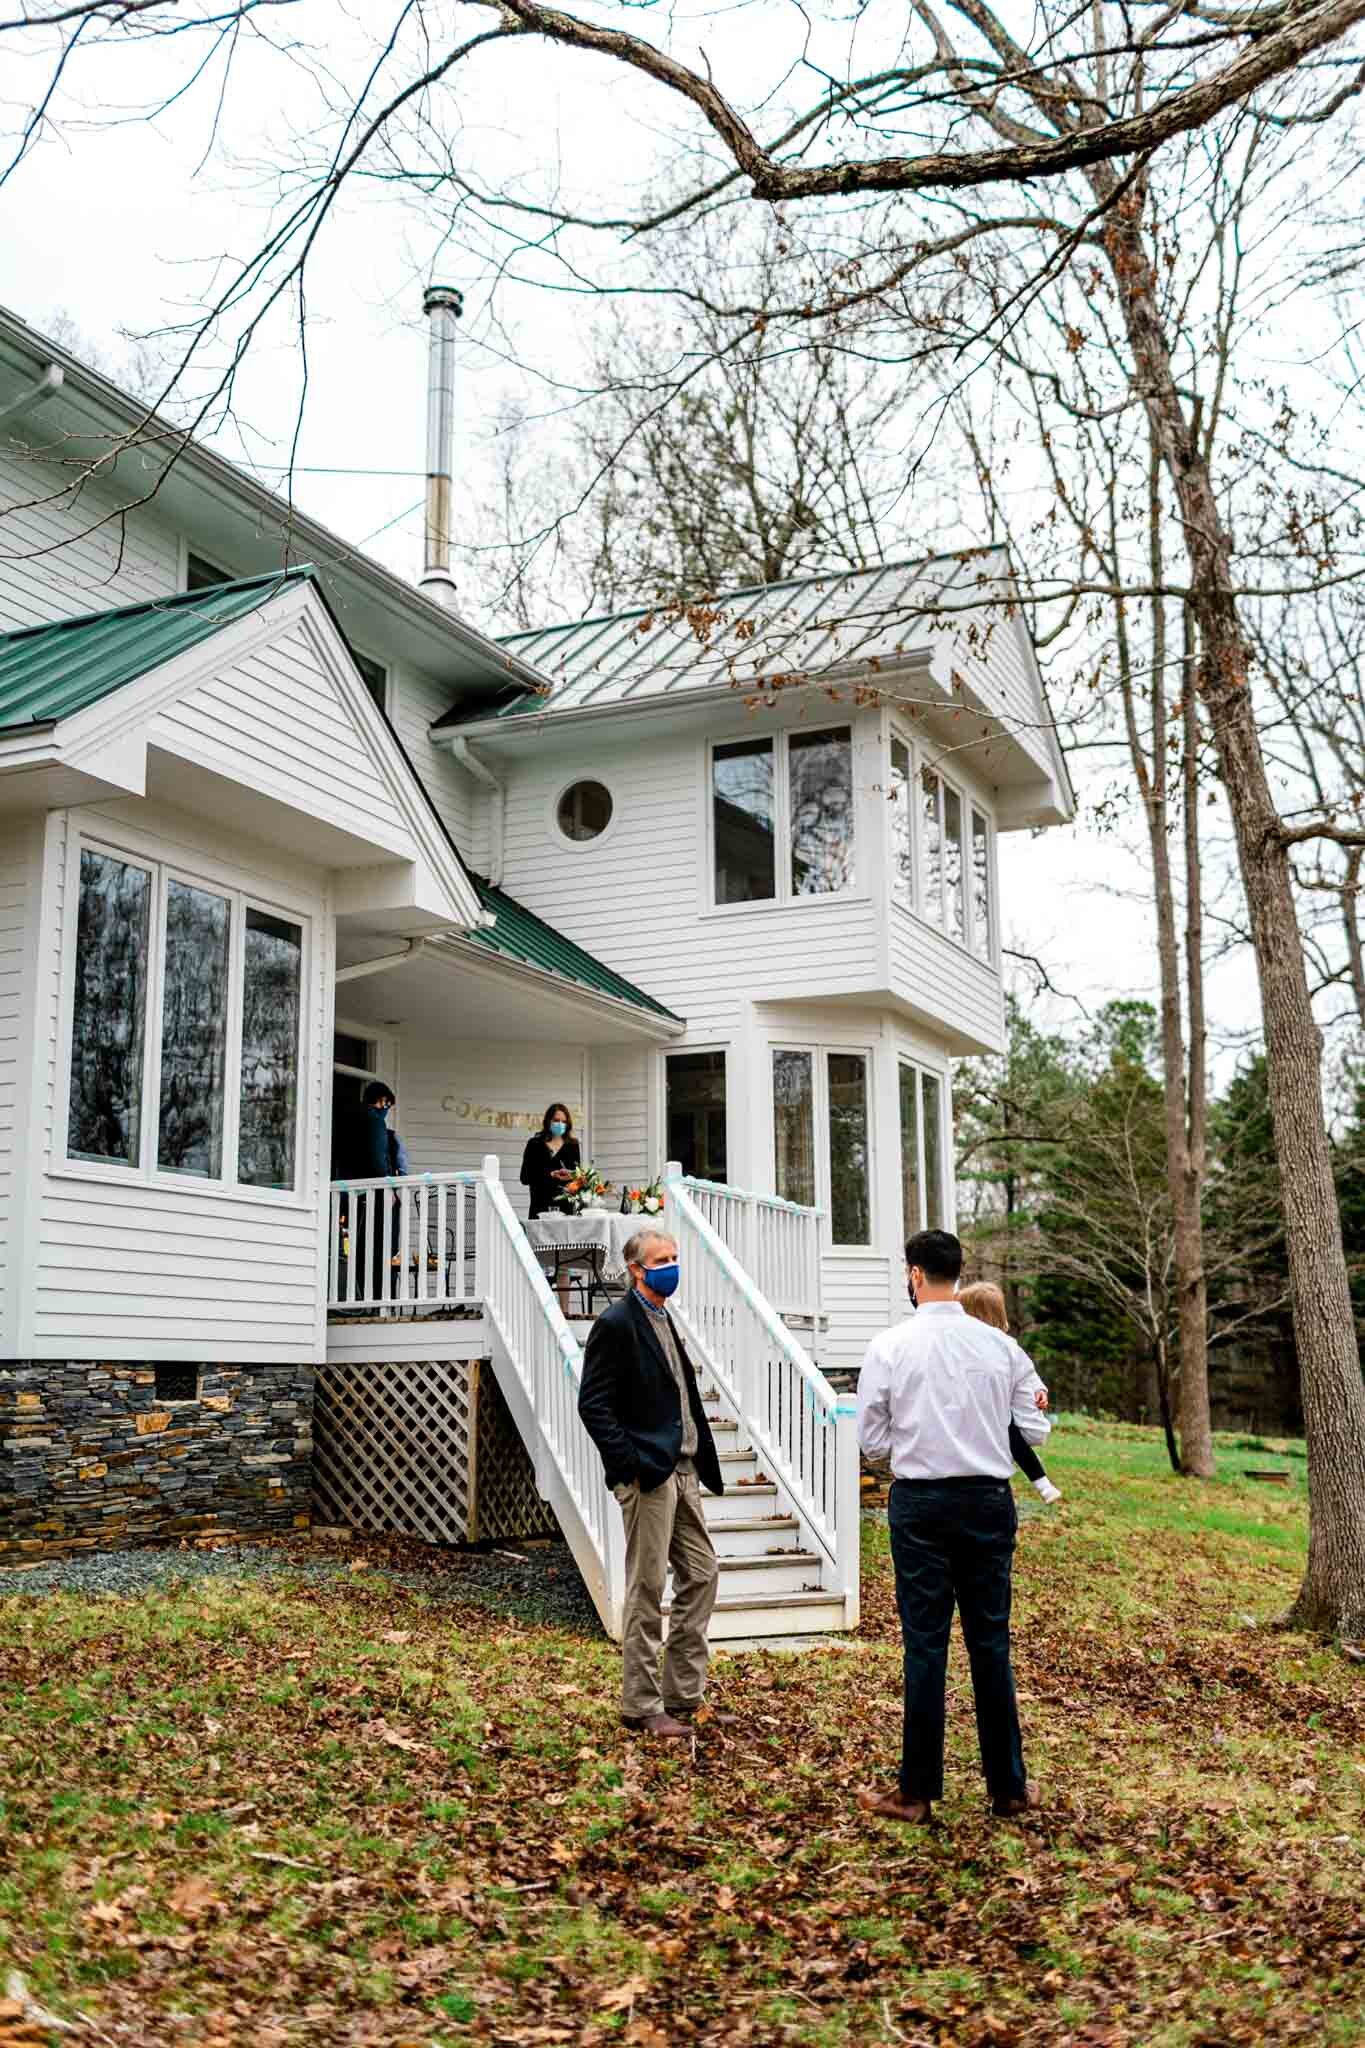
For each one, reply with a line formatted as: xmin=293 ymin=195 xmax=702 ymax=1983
xmin=432 ymin=650 xmax=938 ymax=747
xmin=428 ymin=933 xmax=685 ymax=1043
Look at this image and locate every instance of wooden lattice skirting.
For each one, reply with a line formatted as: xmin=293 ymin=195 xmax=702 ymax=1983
xmin=312 ymin=1358 xmax=557 ymax=1545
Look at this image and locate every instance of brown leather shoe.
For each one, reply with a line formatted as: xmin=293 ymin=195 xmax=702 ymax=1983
xmin=621 ymin=1711 xmax=693 ymax=1739
xmin=991 ymin=1781 xmax=1041 ymax=1819
xmin=857 ymin=1785 xmax=934 ymax=1825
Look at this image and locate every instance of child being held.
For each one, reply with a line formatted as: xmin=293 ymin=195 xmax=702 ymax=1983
xmin=959 ymin=1281 xmax=1063 ymax=1505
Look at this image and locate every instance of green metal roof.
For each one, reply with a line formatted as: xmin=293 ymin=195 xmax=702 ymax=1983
xmin=468 ymin=876 xmax=681 ymax=1024
xmin=0 ymin=567 xmax=314 ymax=732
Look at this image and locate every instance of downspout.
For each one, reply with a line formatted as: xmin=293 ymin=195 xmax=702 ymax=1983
xmin=450 ymin=734 xmax=506 ymax=887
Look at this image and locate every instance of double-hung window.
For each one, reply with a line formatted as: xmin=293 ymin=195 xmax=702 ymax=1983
xmin=712 ymin=725 xmax=856 ymax=905
xmin=66 ymin=841 xmax=307 ymax=1193
xmin=914 ymin=752 xmax=995 ymax=961
xmin=772 ymin=1046 xmax=872 ymax=1245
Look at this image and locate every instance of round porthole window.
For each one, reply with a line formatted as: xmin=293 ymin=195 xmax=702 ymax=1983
xmin=556 ymin=779 xmax=614 ymax=843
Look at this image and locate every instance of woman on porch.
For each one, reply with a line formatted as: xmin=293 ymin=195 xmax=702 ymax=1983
xmin=522 ymin=1103 xmax=583 ymax=1317
xmin=520 ymin=1103 xmax=582 ymax=1218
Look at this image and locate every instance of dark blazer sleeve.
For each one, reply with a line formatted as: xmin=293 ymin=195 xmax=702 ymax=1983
xmin=578 ymin=1313 xmax=639 ymax=1490
xmin=519 ymin=1137 xmax=540 ymax=1190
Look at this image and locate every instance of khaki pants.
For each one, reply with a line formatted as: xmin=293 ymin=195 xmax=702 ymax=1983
xmin=619 ymin=1462 xmax=720 ymax=1718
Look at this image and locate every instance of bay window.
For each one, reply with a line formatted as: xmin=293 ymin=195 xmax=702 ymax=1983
xmin=912 ymin=750 xmax=995 ymax=961
xmin=772 ymin=1046 xmax=872 ymax=1244
xmin=900 ymin=1059 xmax=948 ymax=1237
xmin=712 ymin=725 xmax=856 ymax=905
xmin=66 ymin=839 xmax=307 ymax=1193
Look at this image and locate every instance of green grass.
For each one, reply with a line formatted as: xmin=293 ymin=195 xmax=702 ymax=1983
xmin=0 ymin=1419 xmax=1361 ymax=2046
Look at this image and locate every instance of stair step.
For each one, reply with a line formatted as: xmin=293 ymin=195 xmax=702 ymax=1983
xmin=672 ymin=1551 xmax=825 ymax=1600
xmin=714 ymin=1549 xmax=820 ymax=1572
xmin=702 ymin=1515 xmax=800 ymax=1555
xmin=718 ymin=1449 xmax=762 ymax=1465
xmin=662 ymin=1588 xmax=849 ymax=1641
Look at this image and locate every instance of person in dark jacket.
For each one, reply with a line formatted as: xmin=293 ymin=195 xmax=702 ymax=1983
xmin=578 ymin=1228 xmax=723 ymax=1739
xmin=334 ymin=1081 xmax=398 ymax=1301
xmin=519 ymin=1102 xmax=582 ymax=1218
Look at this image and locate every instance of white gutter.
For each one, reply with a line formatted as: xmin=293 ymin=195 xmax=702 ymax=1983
xmin=0 ymin=361 xmax=62 ymax=429
xmin=449 ymin=734 xmax=506 ymax=886
xmin=336 ymin=940 xmax=423 ymax=984
xmin=433 ymin=651 xmax=938 ymax=744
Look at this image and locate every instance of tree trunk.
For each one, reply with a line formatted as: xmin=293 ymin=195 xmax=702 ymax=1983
xmin=1176 ymin=604 xmax=1215 ymax=1478
xmin=1154 ymin=1340 xmax=1181 ymax=1475
xmin=1114 ymin=449 xmax=1215 ymax=1477
xmin=1103 ymin=195 xmax=1365 ymax=1637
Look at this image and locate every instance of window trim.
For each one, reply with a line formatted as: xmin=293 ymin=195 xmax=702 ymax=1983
xmin=706 ymin=725 xmax=864 ymax=913
xmin=548 ymin=775 xmax=620 ymax=852
xmin=56 ymin=829 xmax=313 ymax=1206
xmin=769 ymin=1039 xmax=876 ymax=1249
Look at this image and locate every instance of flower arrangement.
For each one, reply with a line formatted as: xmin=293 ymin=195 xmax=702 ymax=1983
xmin=625 ymin=1178 xmax=665 ymax=1216
xmin=555 ymin=1162 xmax=614 ymax=1215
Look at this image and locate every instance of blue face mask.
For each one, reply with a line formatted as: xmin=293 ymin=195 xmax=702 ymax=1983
xmin=549 ymin=1120 xmax=567 ymax=1137
xmin=642 ymin=1262 xmax=680 ymax=1299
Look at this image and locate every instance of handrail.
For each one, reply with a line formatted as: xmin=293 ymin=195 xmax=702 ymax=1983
xmin=326 ymin=1171 xmax=480 ymax=1313
xmin=678 ymin=1174 xmax=822 ymax=1323
xmin=477 ymin=1156 xmax=623 ymax=1635
xmin=680 ymin=1173 xmax=826 ymax=1218
xmin=664 ymin=1165 xmax=859 ymax=1618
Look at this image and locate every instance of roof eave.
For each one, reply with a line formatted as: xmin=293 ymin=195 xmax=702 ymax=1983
xmin=431 ymin=650 xmax=938 ymax=745
xmin=431 ymin=931 xmax=685 ymax=1038
xmin=0 ymin=306 xmax=553 ymax=703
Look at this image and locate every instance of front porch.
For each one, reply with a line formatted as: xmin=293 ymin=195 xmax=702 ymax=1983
xmin=314 ymin=1158 xmax=856 ymax=1643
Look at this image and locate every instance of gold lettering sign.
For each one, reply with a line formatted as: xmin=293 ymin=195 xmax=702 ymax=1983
xmin=439 ymin=1096 xmax=585 ymax=1132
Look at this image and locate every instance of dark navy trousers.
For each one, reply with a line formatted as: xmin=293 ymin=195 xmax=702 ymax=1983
xmin=887 ymin=1476 xmax=1027 ymax=1806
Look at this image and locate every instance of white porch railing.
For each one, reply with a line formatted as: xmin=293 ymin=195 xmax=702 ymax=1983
xmin=679 ymin=1175 xmax=822 ymax=1322
xmin=664 ymin=1164 xmax=860 ymax=1625
xmin=326 ymin=1173 xmax=479 ymax=1313
xmin=476 ymin=1155 xmax=625 ymax=1635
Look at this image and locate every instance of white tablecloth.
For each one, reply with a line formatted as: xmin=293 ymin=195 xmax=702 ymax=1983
xmin=526 ymin=1210 xmax=656 ymax=1283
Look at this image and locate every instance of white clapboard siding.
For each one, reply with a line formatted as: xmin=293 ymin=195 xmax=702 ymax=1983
xmin=395 ymin=1036 xmax=588 ymax=1221
xmin=495 ymin=729 xmax=881 ymax=1043
xmin=26 ymin=808 xmax=330 ymax=1362
xmin=0 ymin=446 xmax=182 ymax=632
xmin=818 ymin=1254 xmax=895 ymax=1373
xmin=888 ymin=907 xmax=1005 ymax=1055
xmin=0 ymin=820 xmax=40 ymax=1340
xmin=590 ymin=1046 xmax=652 ymax=1193
xmin=152 ymin=621 xmax=418 ymax=863
xmin=386 ymin=664 xmax=479 ymax=858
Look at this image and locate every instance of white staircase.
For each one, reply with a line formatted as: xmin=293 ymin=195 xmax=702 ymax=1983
xmin=477 ymin=1155 xmax=860 ymax=1642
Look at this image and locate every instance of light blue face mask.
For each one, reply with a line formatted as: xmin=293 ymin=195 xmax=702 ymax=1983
xmin=549 ymin=1120 xmax=567 ymax=1137
xmin=642 ymin=1262 xmax=680 ymax=1299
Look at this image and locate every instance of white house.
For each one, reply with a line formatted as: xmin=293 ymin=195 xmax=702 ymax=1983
xmin=0 ymin=299 xmax=1073 ymax=1637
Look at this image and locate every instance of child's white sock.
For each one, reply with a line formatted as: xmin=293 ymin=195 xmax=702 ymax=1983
xmin=1033 ymin=1477 xmax=1062 ymax=1505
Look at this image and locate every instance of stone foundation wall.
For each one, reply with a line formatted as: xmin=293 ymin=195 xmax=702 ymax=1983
xmin=0 ymin=1362 xmax=314 ymax=1560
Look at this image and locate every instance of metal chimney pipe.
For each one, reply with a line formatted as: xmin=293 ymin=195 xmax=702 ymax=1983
xmin=420 ymin=283 xmax=463 ymax=607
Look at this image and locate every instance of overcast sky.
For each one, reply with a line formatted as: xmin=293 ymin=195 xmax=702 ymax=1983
xmin=0 ymin=4 xmax=1270 ymax=1073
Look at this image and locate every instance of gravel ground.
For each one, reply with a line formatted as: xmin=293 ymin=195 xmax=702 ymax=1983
xmin=0 ymin=1531 xmax=604 ymax=1633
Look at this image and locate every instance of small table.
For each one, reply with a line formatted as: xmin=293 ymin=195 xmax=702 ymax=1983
xmin=526 ymin=1211 xmax=651 ymax=1313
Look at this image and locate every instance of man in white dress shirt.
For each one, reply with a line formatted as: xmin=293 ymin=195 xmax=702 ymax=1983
xmin=856 ymin=1228 xmax=1051 ymax=1825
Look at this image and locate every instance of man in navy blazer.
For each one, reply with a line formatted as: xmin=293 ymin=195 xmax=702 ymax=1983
xmin=578 ymin=1228 xmax=723 ymax=1738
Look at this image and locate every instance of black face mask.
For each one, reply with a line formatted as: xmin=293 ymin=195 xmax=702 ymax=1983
xmin=908 ymin=1275 xmax=919 ymax=1310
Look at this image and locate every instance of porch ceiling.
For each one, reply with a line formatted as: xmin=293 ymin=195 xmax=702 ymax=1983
xmin=333 ymin=932 xmax=683 ymax=1045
